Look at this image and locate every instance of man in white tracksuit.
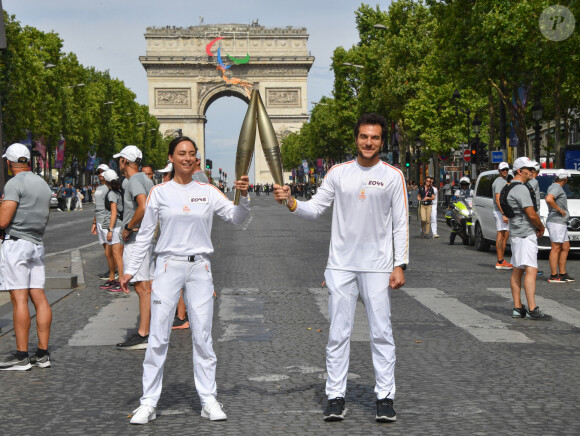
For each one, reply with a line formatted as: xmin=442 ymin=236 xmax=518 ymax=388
xmin=274 ymin=113 xmax=409 ymax=423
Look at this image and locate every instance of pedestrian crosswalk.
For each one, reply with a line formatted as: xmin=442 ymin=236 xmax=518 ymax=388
xmin=60 ymin=286 xmax=578 ymax=347
xmin=403 ymin=288 xmax=533 ymax=343
xmin=216 ymin=288 xmax=271 ymax=342
xmin=488 ymin=287 xmax=580 ymax=329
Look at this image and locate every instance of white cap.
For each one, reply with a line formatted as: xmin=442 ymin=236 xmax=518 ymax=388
xmin=498 ymin=162 xmax=509 ymax=170
xmin=556 ymin=169 xmax=571 ymax=180
xmin=113 ymin=145 xmax=142 ymax=162
xmin=513 ymin=157 xmax=535 ymax=171
xmin=532 ymin=161 xmax=541 ymax=171
xmin=460 ymin=176 xmax=470 ymax=184
xmin=102 ymin=169 xmax=118 ymax=182
xmin=157 ymin=162 xmax=173 ymax=174
xmin=97 ymin=164 xmax=109 ymax=172
xmin=2 ymin=143 xmax=31 ymax=162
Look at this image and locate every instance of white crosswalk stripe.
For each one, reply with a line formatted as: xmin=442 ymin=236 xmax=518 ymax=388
xmin=403 ymin=288 xmax=533 ymax=343
xmin=488 ymin=288 xmax=580 ymax=328
xmin=309 ymin=287 xmax=369 ymax=342
xmin=216 ymin=288 xmax=270 ymax=342
xmin=68 ymin=293 xmax=140 ymax=346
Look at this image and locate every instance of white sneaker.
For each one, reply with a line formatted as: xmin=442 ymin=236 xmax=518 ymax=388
xmin=433 ymin=234 xmax=440 ymax=238
xmin=130 ymin=405 xmax=156 ymax=425
xmin=201 ymin=399 xmax=227 ymax=421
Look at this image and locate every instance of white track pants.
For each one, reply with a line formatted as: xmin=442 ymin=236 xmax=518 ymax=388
xmin=140 ymin=255 xmax=217 ymax=407
xmin=324 ymin=269 xmax=395 ymax=400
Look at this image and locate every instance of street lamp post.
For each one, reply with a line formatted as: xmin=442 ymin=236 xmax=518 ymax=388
xmin=532 ymin=99 xmax=543 ymax=163
xmin=472 ymin=114 xmax=481 ymax=176
xmin=452 ymin=89 xmax=472 ymax=177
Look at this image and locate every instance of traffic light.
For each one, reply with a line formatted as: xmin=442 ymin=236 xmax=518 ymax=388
xmin=206 ymin=159 xmax=212 ymax=170
xmin=479 ymin=142 xmax=488 ymax=162
xmin=471 ymin=147 xmax=478 ymax=164
xmin=405 ymin=151 xmax=411 ymax=167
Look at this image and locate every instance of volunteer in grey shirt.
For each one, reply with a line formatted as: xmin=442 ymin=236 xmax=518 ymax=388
xmin=492 ymin=162 xmax=512 ymax=270
xmin=114 ymin=145 xmax=154 ymax=351
xmin=101 ymin=169 xmax=125 ymax=291
xmin=545 ymin=169 xmax=573 ymax=283
xmin=506 ymin=157 xmax=550 ymax=321
xmin=192 ymin=156 xmax=210 ymax=183
xmin=91 ymin=164 xmax=116 ymax=282
xmin=91 ymin=164 xmax=110 ymax=245
xmin=0 ymin=143 xmax=53 ymax=370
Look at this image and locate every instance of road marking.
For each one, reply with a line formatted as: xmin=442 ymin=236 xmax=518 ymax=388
xmin=308 ymin=287 xmax=369 ymax=342
xmin=403 ymin=288 xmax=533 ymax=343
xmin=217 ymin=288 xmax=271 ymax=342
xmin=242 ymin=216 xmax=253 ymax=231
xmin=68 ymin=293 xmax=139 ymax=346
xmin=70 ymin=249 xmax=85 ymax=286
xmin=488 ymin=288 xmax=580 ymax=328
xmin=46 ymin=240 xmax=100 ymax=257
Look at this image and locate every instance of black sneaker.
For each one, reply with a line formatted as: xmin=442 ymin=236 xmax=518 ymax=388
xmin=512 ymin=305 xmax=527 ymax=319
xmin=376 ymin=397 xmax=396 ymax=422
xmin=526 ymin=306 xmax=552 ymax=321
xmin=98 ymin=271 xmax=119 ymax=280
xmin=323 ymin=397 xmax=346 ymax=421
xmin=116 ymin=333 xmax=149 ymax=350
xmin=98 ymin=271 xmax=110 ymax=280
xmin=560 ymin=273 xmax=575 ymax=282
xmin=0 ymin=354 xmax=32 ymax=371
xmin=30 ymin=352 xmax=51 ymax=368
xmin=548 ymin=274 xmax=566 ymax=283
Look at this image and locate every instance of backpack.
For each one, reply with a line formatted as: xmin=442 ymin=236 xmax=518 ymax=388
xmin=499 ymin=182 xmax=537 ymax=218
xmin=104 ymin=189 xmax=124 ymax=221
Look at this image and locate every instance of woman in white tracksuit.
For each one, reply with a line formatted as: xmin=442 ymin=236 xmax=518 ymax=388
xmin=120 ymin=136 xmax=250 ymax=425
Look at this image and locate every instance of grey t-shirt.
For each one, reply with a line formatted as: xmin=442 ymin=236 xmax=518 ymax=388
xmin=546 ymin=183 xmax=568 ymax=224
xmin=3 ymin=171 xmax=52 ymax=245
xmin=192 ymin=170 xmax=210 ymax=183
xmin=492 ymin=176 xmax=508 ymax=213
xmin=528 ymin=177 xmax=540 ymax=211
xmin=94 ymin=184 xmax=109 ymax=225
xmin=506 ymin=181 xmax=536 ymax=238
xmin=103 ymin=190 xmax=123 ymax=229
xmin=122 ymin=172 xmax=154 ymax=243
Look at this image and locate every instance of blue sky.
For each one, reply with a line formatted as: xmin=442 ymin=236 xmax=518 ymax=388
xmin=3 ymin=0 xmax=382 ymax=182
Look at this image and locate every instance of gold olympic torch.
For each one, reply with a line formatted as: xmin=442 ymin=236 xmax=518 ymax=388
xmin=256 ymin=91 xmax=287 ymax=205
xmin=234 ymin=89 xmax=258 ymax=205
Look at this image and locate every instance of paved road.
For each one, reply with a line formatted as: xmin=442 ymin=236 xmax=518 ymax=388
xmin=0 ymin=194 xmax=578 ymax=435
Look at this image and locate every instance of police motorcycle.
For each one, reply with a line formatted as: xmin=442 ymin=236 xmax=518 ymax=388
xmin=445 ymin=177 xmax=475 ymax=245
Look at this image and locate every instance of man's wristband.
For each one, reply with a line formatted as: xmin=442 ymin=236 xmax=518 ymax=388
xmin=288 ymin=198 xmax=297 ymax=212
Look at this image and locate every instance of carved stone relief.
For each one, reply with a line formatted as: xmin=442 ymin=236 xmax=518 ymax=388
xmin=266 ymin=88 xmax=301 ymax=107
xmin=155 ymin=88 xmax=191 ymax=108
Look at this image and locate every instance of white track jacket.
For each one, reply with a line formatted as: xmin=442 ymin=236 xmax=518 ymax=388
xmin=125 ymin=180 xmax=250 ymax=276
xmin=294 ymin=160 xmax=409 ymax=272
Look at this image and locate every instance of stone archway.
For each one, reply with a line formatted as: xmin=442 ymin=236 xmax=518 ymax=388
xmin=140 ymin=23 xmax=315 ymax=183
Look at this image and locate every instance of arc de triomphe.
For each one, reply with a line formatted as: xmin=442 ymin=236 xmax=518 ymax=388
xmin=140 ymin=24 xmax=314 ymax=183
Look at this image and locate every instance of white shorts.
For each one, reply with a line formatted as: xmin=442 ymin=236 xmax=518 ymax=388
xmin=510 ymin=234 xmax=538 ymax=269
xmin=96 ymin=223 xmax=108 ymax=245
xmin=105 ymin=227 xmax=122 ymax=246
xmin=493 ymin=210 xmax=509 ymax=232
xmin=547 ymin=222 xmax=569 ymax=244
xmin=0 ymin=239 xmax=46 ymax=291
xmin=123 ymin=240 xmax=151 ymax=283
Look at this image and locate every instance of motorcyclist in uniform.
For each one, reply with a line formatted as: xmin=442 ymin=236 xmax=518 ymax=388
xmin=449 ymin=176 xmax=475 ymax=245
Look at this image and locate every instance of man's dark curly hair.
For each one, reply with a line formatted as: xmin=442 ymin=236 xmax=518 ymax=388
xmin=354 ymin=113 xmax=388 ymax=142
